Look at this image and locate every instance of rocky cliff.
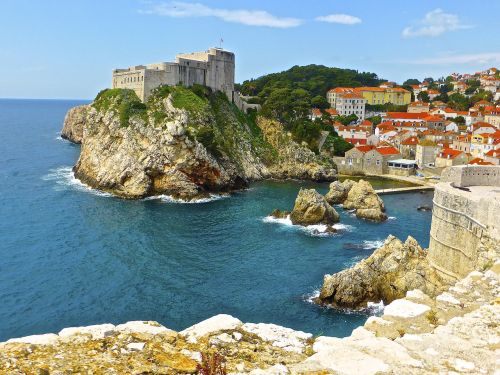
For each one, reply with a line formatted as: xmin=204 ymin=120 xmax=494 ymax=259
xmin=318 ymin=235 xmax=444 ymax=308
xmin=61 ymin=105 xmax=89 ymax=144
xmin=63 ymin=87 xmax=337 ymax=199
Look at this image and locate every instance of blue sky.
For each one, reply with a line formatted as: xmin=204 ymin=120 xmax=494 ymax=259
xmin=1 ymin=0 xmax=499 ymax=99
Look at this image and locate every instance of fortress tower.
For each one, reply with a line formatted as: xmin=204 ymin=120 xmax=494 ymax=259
xmin=111 ymin=47 xmax=235 ymax=102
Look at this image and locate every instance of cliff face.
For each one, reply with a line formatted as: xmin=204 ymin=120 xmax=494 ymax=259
xmin=64 ymin=87 xmax=336 ymax=199
xmin=61 ymin=105 xmax=89 ymax=144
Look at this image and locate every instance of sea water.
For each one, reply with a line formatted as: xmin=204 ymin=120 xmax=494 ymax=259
xmin=0 ymin=99 xmax=433 ymax=340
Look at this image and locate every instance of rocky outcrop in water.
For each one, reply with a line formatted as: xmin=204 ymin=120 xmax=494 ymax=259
xmin=343 ymin=179 xmax=387 ymax=221
xmin=318 ymin=235 xmax=444 ymax=308
xmin=63 ymin=88 xmax=337 ymax=200
xmin=325 ymin=179 xmax=355 ymax=204
xmin=288 ymin=188 xmax=339 ymax=226
xmin=61 ymin=105 xmax=89 ymax=144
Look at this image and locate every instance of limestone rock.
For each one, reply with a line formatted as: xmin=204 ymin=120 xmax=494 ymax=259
xmin=318 ymin=235 xmax=444 ymax=308
xmin=270 ymin=209 xmax=290 ymax=219
xmin=241 ymin=323 xmax=312 ymax=353
xmin=63 ymin=91 xmax=337 ymax=200
xmin=343 ymin=179 xmax=387 ymax=221
xmin=61 ymin=105 xmax=89 ymax=144
xmin=289 ymin=188 xmax=339 ymax=226
xmin=180 ymin=314 xmax=242 ymax=342
xmin=325 ymin=179 xmax=355 ymax=204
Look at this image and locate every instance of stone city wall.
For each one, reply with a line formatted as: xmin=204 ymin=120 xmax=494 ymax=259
xmin=428 ymin=166 xmax=500 ymax=283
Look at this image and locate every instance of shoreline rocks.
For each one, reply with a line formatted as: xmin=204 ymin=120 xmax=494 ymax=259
xmin=318 ymin=235 xmax=444 ymax=309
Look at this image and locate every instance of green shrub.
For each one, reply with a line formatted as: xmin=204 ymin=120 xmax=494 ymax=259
xmin=92 ymin=88 xmax=146 ymax=127
xmin=171 ymin=87 xmax=207 ymax=113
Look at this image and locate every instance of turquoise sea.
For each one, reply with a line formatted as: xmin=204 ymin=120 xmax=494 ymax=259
xmin=0 ymin=99 xmax=433 ymax=341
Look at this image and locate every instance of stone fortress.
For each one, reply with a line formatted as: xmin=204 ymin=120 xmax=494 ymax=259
xmin=112 ymin=47 xmax=235 ymax=102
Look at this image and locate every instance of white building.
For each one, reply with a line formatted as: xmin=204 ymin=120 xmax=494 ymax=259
xmin=334 ymin=92 xmax=366 ymax=120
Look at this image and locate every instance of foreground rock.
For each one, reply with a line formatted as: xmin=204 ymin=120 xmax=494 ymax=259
xmin=1 ymin=261 xmax=498 ymax=374
xmin=61 ymin=105 xmax=89 ymax=144
xmin=318 ymin=235 xmax=444 ymax=308
xmin=63 ymin=88 xmax=337 ymax=200
xmin=325 ymin=179 xmax=355 ymax=204
xmin=343 ymin=179 xmax=387 ymax=221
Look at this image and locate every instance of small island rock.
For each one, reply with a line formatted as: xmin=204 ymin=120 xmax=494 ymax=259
xmin=343 ymin=179 xmax=387 ymax=221
xmin=325 ymin=179 xmax=355 ymax=204
xmin=289 ymin=188 xmax=340 ymax=226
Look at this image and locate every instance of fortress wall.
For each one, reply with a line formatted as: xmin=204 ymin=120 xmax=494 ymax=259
xmin=428 ymin=166 xmax=500 ymax=283
xmin=441 ymin=165 xmax=500 ymax=187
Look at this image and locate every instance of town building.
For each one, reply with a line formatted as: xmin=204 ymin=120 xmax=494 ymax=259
xmin=484 ymin=107 xmax=500 ymax=128
xmin=112 ymin=47 xmax=235 ymax=102
xmin=408 ymin=101 xmax=430 ymax=113
xmin=387 ymin=159 xmax=418 ymax=176
xmin=334 ymin=92 xmax=366 ymax=120
xmin=484 ymin=149 xmax=500 ymax=165
xmin=416 ymin=141 xmax=440 ymax=168
xmin=435 ymin=148 xmax=469 ymax=168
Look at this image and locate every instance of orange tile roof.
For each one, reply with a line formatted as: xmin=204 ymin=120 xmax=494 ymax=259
xmin=401 ymin=136 xmax=419 ymax=145
xmin=438 ymin=148 xmax=464 ymax=159
xmin=325 ymin=108 xmax=338 ymax=116
xmin=360 ymin=119 xmax=373 ymax=126
xmin=354 ymin=145 xmax=376 ymax=153
xmin=385 ymin=112 xmax=429 ymax=120
xmin=427 ymin=89 xmax=440 ymax=94
xmin=340 ymin=92 xmax=364 ymax=99
xmin=485 ymin=150 xmax=500 ymax=158
xmin=468 ymin=158 xmax=493 ymax=165
xmin=424 ymin=115 xmax=445 ymax=122
xmin=375 ymin=146 xmax=400 ymax=155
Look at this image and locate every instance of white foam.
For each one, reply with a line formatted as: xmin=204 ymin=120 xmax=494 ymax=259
xmin=304 ymin=290 xmax=385 ymax=316
xmin=303 ymin=290 xmax=320 ymax=304
xmin=262 ymin=215 xmax=353 ymax=237
xmin=366 ymin=300 xmax=385 ymax=315
xmin=42 ymin=166 xmax=112 ymax=197
xmin=362 ymin=240 xmax=385 ymax=250
xmin=146 ymin=194 xmax=229 ymax=204
xmin=388 ymin=216 xmax=397 ymax=220
xmin=55 ymin=135 xmax=64 ymax=141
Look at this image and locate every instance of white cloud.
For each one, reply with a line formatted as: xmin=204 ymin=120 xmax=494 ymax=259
xmin=410 ymin=52 xmax=500 ymax=65
xmin=402 ymin=9 xmax=472 ymax=38
xmin=316 ymin=14 xmax=361 ymax=25
xmin=140 ymin=2 xmax=302 ymax=28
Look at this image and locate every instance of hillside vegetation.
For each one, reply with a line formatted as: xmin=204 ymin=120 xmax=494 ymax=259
xmin=237 ymin=65 xmax=381 ymax=155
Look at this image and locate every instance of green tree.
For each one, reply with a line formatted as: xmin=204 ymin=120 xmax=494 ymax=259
xmin=448 ymin=93 xmax=470 ymax=111
xmin=311 ymin=95 xmax=330 ymax=109
xmin=417 ymin=91 xmax=430 ymax=102
xmin=403 ymin=79 xmax=420 ymax=85
xmin=454 ymin=116 xmax=465 ymax=125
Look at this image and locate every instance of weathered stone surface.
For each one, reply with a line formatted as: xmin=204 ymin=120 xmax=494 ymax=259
xmin=325 ymin=179 xmax=355 ymax=204
xmin=270 ymin=209 xmax=290 ymax=219
xmin=241 ymin=323 xmax=312 ymax=353
xmin=343 ymin=179 xmax=387 ymax=221
xmin=180 ymin=314 xmax=242 ymax=342
xmin=6 ymin=334 xmax=59 ymax=346
xmin=61 ymin=105 xmax=89 ymax=144
xmin=318 ymin=235 xmax=444 ymax=308
xmin=289 ymin=188 xmax=339 ymax=226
